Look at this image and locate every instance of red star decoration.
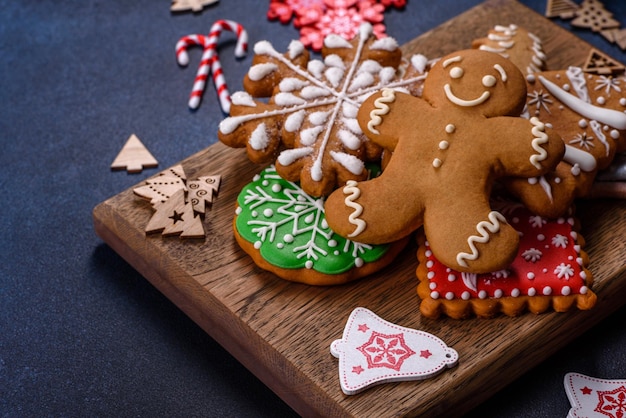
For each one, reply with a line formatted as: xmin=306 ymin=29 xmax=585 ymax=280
xmin=581 ymin=386 xmax=593 ymax=395
xmin=420 ymin=350 xmax=433 ymax=359
xmin=352 ymin=365 xmax=364 ymax=374
xmin=358 ymin=323 xmax=369 ymax=333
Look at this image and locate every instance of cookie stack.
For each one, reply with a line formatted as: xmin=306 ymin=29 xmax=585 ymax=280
xmin=218 ymin=23 xmax=626 ymax=319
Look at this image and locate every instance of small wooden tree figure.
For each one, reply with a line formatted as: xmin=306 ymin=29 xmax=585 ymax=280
xmin=171 ymin=0 xmax=218 ymax=13
xmin=582 ymin=48 xmax=626 ymax=75
xmin=545 ymin=0 xmax=579 ymax=19
xmin=111 ymin=134 xmax=158 ymax=174
xmin=188 ymin=175 xmax=221 ymax=214
xmin=571 ymin=0 xmax=620 ymax=32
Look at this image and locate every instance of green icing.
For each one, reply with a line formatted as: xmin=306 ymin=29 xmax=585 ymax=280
xmin=235 ymin=166 xmax=389 ymax=275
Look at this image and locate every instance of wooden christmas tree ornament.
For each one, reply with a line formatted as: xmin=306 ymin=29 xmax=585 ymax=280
xmin=170 ymin=0 xmax=218 ymax=13
xmin=571 ymin=0 xmax=620 ymax=32
xmin=545 ymin=0 xmax=579 ymax=19
xmin=110 ymin=134 xmax=158 ymax=174
xmin=582 ymin=47 xmax=626 ymax=74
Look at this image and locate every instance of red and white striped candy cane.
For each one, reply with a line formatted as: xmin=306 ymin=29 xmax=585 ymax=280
xmin=175 ymin=19 xmax=248 ymax=113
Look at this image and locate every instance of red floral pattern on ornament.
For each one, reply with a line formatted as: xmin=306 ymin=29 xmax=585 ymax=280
xmin=267 ymin=0 xmax=399 ymax=51
xmin=357 ymin=331 xmax=416 ymax=371
xmin=595 ymin=386 xmax=626 ymax=418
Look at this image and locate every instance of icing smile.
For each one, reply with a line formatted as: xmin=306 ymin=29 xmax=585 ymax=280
xmin=444 ymin=84 xmax=491 ymax=107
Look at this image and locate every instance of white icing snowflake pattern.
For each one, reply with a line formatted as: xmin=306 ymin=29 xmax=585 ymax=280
xmin=528 ymin=215 xmax=546 ymax=228
xmin=219 ymin=23 xmax=429 ymax=196
xmin=551 ymin=233 xmax=569 ymax=248
xmin=554 ymin=263 xmax=575 ymax=279
xmin=527 ymin=89 xmax=553 ymax=114
xmin=569 ymin=132 xmax=595 ymax=151
xmin=522 ymin=248 xmax=543 ymax=263
xmin=241 ymin=167 xmax=374 ymax=262
xmin=594 ymin=75 xmax=621 ymax=96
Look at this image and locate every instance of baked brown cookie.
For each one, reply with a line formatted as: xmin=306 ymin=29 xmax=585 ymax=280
xmin=505 ymin=67 xmax=626 ymax=218
xmin=416 ymin=201 xmax=596 ymax=319
xmin=324 ymin=49 xmax=565 ymax=273
xmin=218 ymin=23 xmax=431 ymax=197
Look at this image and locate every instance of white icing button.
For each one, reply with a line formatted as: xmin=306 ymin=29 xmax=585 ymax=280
xmin=271 ymin=184 xmax=282 ymax=193
xmin=527 ymin=272 xmax=535 ymax=280
xmin=263 ymin=208 xmax=274 ymax=217
xmin=537 ymin=234 xmax=545 ymax=241
xmin=450 ymin=67 xmax=464 ymax=79
xmin=429 ymin=281 xmax=437 ymax=290
xmin=427 ymin=271 xmax=435 ymax=280
xmin=305 ymin=260 xmax=313 ymax=269
xmin=597 ymin=96 xmax=606 ymax=105
xmin=478 ymin=290 xmax=488 ymax=299
xmin=620 ymin=98 xmax=626 ymax=106
xmin=482 ymin=74 xmax=496 ymax=87
xmin=578 ymin=119 xmax=587 ymax=128
xmin=561 ymin=286 xmax=571 ymax=296
xmin=445 ymin=124 xmax=456 ymax=133
xmin=580 ymin=286 xmax=588 ymax=295
xmin=254 ymin=241 xmax=262 ymax=249
xmin=439 ymin=140 xmax=449 ymax=150
xmin=445 ymin=292 xmax=455 ymax=300
xmin=610 ymin=129 xmax=620 ymax=139
xmin=431 ymin=291 xmax=440 ymax=299
xmin=433 ymin=158 xmax=443 ymax=168
xmin=251 ymin=210 xmax=258 ymax=217
xmin=262 ymin=180 xmax=269 ymax=186
xmin=426 ymin=260 xmax=434 ymax=268
xmin=511 ymin=288 xmax=520 ymax=297
xmin=461 ymin=291 xmax=471 ymax=300
xmin=447 ymin=273 xmax=456 ymax=282
xmin=543 ymin=286 xmax=552 ymax=296
xmin=528 ymin=287 xmax=536 ymax=296
xmin=494 ymin=289 xmax=503 ymax=298
xmin=235 ymin=207 xmax=242 ymax=215
xmin=328 ymin=239 xmax=337 ymax=247
xmin=355 ymin=258 xmax=364 ymax=268
xmin=284 ymin=234 xmax=294 ymax=243
xmin=277 ymin=243 xmax=284 ymax=249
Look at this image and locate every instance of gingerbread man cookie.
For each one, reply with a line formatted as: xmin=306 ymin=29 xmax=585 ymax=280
xmin=325 ymin=49 xmax=565 ymax=273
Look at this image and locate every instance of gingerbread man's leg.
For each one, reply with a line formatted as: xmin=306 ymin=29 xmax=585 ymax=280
xmin=324 ymin=175 xmax=424 ymax=245
xmin=423 ymin=199 xmax=520 ymax=274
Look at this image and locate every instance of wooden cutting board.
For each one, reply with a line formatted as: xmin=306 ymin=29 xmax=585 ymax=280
xmin=93 ymin=0 xmax=626 ymax=416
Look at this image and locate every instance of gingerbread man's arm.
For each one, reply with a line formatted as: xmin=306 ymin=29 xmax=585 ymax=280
xmin=325 ymin=174 xmax=425 ymax=245
xmin=357 ymin=89 xmax=428 ymax=151
xmin=489 ymin=116 xmax=564 ymax=178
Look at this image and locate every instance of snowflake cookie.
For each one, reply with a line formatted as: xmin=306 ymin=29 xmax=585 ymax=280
xmin=218 ymin=23 xmax=430 ymax=197
xmin=416 ymin=201 xmax=596 ymax=319
xmin=233 ymin=166 xmax=408 ymax=285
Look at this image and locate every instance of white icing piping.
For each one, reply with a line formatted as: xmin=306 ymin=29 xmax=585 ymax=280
xmin=563 ymin=145 xmax=597 ymax=172
xmin=529 ymin=117 xmax=549 ymax=169
xmin=443 ymin=84 xmax=490 ymax=107
xmin=343 ymin=180 xmax=366 ymax=237
xmin=367 ymin=88 xmax=395 ymax=134
xmin=589 ymin=120 xmax=610 ymax=157
xmin=538 ymin=75 xmax=626 ymax=129
xmin=456 ymin=211 xmax=507 ymax=268
xmin=493 ymin=64 xmax=507 ymax=82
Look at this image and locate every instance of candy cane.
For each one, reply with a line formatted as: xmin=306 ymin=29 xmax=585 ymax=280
xmin=175 ymin=20 xmax=248 ymax=113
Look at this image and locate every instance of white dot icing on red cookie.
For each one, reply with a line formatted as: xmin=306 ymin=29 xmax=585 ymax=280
xmin=424 ymin=201 xmax=589 ymax=300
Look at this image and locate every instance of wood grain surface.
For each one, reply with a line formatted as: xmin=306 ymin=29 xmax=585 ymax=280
xmin=93 ymin=1 xmax=626 ymax=416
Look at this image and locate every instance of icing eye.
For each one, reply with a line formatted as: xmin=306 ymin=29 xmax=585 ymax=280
xmin=482 ymin=75 xmax=497 ymax=87
xmin=449 ymin=67 xmax=464 ymax=79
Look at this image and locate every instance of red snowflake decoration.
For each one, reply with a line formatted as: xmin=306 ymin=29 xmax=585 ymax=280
xmin=595 ymin=386 xmax=626 ymax=418
xmin=267 ymin=0 xmax=404 ymax=51
xmin=357 ymin=331 xmax=416 ymax=371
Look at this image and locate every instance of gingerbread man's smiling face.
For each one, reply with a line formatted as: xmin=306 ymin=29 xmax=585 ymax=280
xmin=423 ymin=49 xmax=527 ymax=118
